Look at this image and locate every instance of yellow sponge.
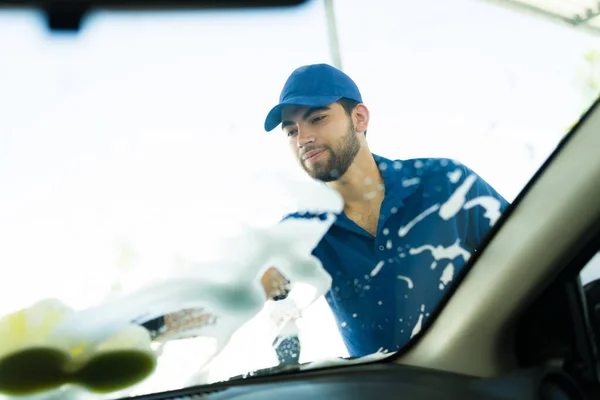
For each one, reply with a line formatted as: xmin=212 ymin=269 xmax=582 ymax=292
xmin=0 ymin=299 xmax=157 ymax=396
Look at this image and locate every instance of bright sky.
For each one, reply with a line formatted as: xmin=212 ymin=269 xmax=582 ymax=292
xmin=0 ymin=0 xmax=599 ymax=396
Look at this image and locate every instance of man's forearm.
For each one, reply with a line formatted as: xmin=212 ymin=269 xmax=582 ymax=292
xmin=139 ymin=269 xmax=292 ymax=339
xmin=138 ymin=309 xmax=216 ymax=341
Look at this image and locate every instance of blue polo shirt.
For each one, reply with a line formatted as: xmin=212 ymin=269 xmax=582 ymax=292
xmin=287 ymin=154 xmax=509 ymax=357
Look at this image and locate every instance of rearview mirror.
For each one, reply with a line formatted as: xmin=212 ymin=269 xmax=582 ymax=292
xmin=0 ymin=0 xmax=311 ymax=31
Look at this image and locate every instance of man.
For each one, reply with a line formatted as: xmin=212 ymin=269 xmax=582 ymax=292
xmin=262 ymin=63 xmax=509 ymax=357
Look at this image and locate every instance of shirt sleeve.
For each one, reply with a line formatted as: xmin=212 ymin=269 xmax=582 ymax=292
xmin=273 ymin=212 xmax=328 ymax=301
xmin=459 ymin=164 xmax=510 ymax=252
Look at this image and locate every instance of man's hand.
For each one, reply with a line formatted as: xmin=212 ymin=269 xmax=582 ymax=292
xmin=150 ymin=268 xmax=290 ymax=342
xmin=155 ymin=308 xmax=217 ymax=342
xmin=261 ymin=267 xmax=291 ymax=300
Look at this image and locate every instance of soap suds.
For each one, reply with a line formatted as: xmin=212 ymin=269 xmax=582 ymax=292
xmin=396 ymin=275 xmax=414 ymax=289
xmin=364 ymin=191 xmax=377 ymax=200
xmin=439 ymin=263 xmax=455 ymax=290
xmin=464 ymin=196 xmax=502 ymax=227
xmin=447 ymin=169 xmax=462 ymax=184
xmin=410 ymin=305 xmax=426 ymax=339
xmin=398 ymin=204 xmax=440 ymax=237
xmin=439 ymin=174 xmax=476 ymax=220
xmin=402 ymin=178 xmax=421 ymax=187
xmin=409 ymin=239 xmax=471 ymax=265
xmin=300 ymin=349 xmax=392 ymax=371
xmin=370 ymin=261 xmax=385 ymax=277
xmin=47 ymin=175 xmax=344 ymax=378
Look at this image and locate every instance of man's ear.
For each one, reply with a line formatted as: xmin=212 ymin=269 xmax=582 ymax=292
xmin=353 ymin=104 xmax=370 ymax=134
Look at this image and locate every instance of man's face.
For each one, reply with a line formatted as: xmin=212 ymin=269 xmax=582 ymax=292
xmin=281 ymin=102 xmax=361 ymax=182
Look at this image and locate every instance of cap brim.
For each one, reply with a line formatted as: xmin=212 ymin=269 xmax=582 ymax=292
xmin=264 ymin=95 xmax=342 ymax=132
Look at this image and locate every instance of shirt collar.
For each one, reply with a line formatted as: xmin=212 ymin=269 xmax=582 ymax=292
xmin=372 ymin=153 xmax=418 ymax=204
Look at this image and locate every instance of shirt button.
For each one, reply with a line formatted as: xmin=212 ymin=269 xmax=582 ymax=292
xmin=378 ymin=245 xmax=385 ymax=251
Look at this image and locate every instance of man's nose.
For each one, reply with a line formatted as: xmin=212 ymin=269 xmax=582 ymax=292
xmin=297 ymin=127 xmax=315 ymax=148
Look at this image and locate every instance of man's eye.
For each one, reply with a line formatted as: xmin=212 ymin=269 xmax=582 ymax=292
xmin=287 ymin=130 xmax=297 ymax=137
xmin=312 ymin=116 xmax=325 ymax=124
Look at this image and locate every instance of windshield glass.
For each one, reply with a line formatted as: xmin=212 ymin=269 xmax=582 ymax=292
xmin=0 ymin=0 xmax=598 ymax=398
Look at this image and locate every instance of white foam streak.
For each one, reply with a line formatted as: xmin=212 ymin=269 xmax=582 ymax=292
xmin=397 ymin=275 xmax=414 ymax=289
xmin=398 ymin=204 xmax=440 ymax=237
xmin=408 ymin=240 xmax=471 ymax=264
xmin=370 ymin=261 xmax=385 ymax=277
xmin=447 ymin=169 xmax=462 ymax=184
xmin=439 ymin=263 xmax=455 ymax=290
xmin=410 ymin=305 xmax=426 ymax=339
xmin=463 ymin=196 xmax=502 ymax=227
xmin=402 ymin=177 xmax=421 ymax=187
xmin=439 ymin=174 xmax=477 ymax=220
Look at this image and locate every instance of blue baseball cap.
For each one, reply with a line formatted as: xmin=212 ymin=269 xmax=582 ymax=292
xmin=264 ymin=63 xmax=363 ymax=132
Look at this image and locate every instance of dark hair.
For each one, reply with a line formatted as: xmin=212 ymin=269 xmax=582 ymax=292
xmin=337 ymin=98 xmax=360 ymax=115
xmin=336 ymin=98 xmax=367 ymax=136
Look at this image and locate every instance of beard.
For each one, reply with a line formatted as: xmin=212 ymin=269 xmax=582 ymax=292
xmin=300 ymin=119 xmax=361 ymax=182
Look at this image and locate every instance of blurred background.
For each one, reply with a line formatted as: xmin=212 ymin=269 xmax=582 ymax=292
xmin=1 ymin=0 xmax=600 ymax=395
